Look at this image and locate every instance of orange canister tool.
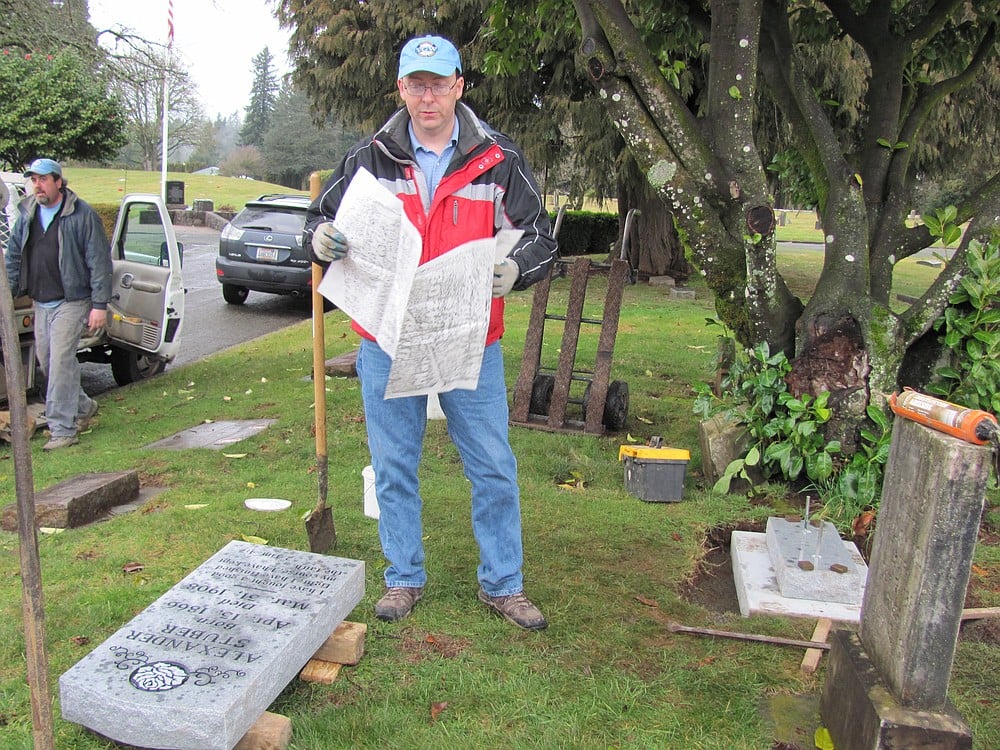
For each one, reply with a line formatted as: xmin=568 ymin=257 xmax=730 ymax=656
xmin=889 ymin=389 xmax=998 ymax=445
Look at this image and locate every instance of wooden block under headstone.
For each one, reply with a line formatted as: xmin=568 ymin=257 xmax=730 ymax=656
xmin=1 ymin=471 xmax=139 ymax=531
xmin=232 ymin=711 xmax=291 ymax=750
xmin=858 ymin=417 xmax=992 ymax=711
xmin=298 ymin=659 xmax=343 ymax=685
xmin=59 ymin=541 xmax=364 ymax=750
xmin=310 ymin=620 xmax=367 ymax=665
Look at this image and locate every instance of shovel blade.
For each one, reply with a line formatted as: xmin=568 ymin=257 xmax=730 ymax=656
xmin=306 ymin=505 xmax=336 ymax=553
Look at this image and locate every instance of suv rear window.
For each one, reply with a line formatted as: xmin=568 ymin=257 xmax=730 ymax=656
xmin=234 ymin=205 xmax=306 ymax=233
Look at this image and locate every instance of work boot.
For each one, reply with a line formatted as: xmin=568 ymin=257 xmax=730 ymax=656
xmin=76 ymin=400 xmax=100 ymax=431
xmin=43 ymin=435 xmax=79 ymax=451
xmin=375 ymin=586 xmax=423 ymax=622
xmin=478 ymin=589 xmax=548 ymax=630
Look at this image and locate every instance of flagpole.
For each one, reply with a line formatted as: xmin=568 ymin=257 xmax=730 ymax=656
xmin=160 ymin=0 xmax=174 ymax=202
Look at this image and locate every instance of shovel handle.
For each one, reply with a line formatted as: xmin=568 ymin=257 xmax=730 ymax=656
xmin=312 ymin=263 xmax=327 ymax=459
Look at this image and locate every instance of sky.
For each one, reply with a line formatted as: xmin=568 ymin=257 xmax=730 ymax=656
xmin=88 ymin=0 xmax=292 ymax=120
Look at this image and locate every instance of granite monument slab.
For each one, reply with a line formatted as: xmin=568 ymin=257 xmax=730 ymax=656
xmin=765 ymin=516 xmax=863 ymax=605
xmin=59 ymin=540 xmax=364 ymax=750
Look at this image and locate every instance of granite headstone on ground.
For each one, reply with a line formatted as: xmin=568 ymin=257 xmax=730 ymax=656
xmin=59 ymin=540 xmax=364 ymax=750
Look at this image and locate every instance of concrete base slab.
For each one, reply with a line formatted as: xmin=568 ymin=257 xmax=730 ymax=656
xmin=669 ymin=287 xmax=696 ymax=299
xmin=821 ymin=630 xmax=972 ymax=749
xmin=144 ymin=419 xmax=277 ymax=450
xmin=731 ymin=531 xmax=867 ymax=623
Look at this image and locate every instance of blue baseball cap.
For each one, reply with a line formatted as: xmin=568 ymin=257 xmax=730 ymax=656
xmin=24 ymin=158 xmax=62 ymax=178
xmin=398 ymin=36 xmax=462 ymax=79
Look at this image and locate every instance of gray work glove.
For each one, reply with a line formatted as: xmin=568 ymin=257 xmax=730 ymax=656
xmin=492 ymin=258 xmax=520 ymax=297
xmin=313 ymin=222 xmax=348 ymax=262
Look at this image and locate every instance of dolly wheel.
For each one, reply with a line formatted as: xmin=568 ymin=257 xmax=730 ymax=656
xmin=603 ymin=380 xmax=629 ymax=431
xmin=583 ymin=379 xmax=630 ymax=431
xmin=529 ymin=374 xmax=555 ymax=416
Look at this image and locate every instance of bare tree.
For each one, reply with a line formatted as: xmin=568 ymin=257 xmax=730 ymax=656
xmin=110 ymin=44 xmax=205 ymax=170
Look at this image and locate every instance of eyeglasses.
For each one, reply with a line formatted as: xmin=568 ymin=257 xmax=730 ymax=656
xmin=402 ymin=79 xmax=460 ymax=97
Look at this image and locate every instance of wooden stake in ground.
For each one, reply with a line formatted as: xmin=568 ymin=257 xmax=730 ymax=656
xmin=0 ymin=264 xmax=55 ymax=749
xmin=800 ymin=618 xmax=833 ymax=674
xmin=305 ymin=261 xmax=336 ymax=553
xmin=304 ymin=171 xmax=336 ymax=553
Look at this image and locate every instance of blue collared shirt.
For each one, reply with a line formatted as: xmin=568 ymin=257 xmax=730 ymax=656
xmin=409 ymin=119 xmax=459 ymax=211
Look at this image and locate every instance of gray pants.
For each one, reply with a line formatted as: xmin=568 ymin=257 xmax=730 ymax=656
xmin=34 ymin=300 xmax=96 ymax=437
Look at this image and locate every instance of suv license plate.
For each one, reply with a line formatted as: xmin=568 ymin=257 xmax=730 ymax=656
xmin=255 ymin=247 xmax=279 ymax=261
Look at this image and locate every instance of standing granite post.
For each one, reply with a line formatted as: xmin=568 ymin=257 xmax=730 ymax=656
xmin=821 ymin=417 xmax=991 ymax=748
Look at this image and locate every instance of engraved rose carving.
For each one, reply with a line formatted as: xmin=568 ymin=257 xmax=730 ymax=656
xmin=129 ymin=661 xmax=189 ymax=692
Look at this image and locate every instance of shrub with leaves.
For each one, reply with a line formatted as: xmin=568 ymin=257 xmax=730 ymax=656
xmin=811 ymin=403 xmax=892 ymax=535
xmin=694 ymin=341 xmax=841 ymax=493
xmin=926 ymin=236 xmax=1000 ymax=414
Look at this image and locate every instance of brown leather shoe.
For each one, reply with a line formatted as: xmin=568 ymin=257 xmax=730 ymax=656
xmin=478 ymin=589 xmax=548 ymax=630
xmin=375 ymin=587 xmax=423 ymax=622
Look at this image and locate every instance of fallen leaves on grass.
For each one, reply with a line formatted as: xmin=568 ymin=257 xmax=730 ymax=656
xmin=241 ymin=534 xmax=268 ymax=545
xmin=556 ymin=471 xmax=587 ymax=490
xmin=122 ymin=562 xmax=144 ymax=574
xmin=634 ymin=595 xmax=659 ymax=608
xmin=430 ymin=701 xmax=448 ymax=723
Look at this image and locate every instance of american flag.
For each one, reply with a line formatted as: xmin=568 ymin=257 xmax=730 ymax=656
xmin=167 ymin=0 xmax=174 ymax=48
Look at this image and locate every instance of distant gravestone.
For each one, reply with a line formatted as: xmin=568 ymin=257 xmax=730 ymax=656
xmin=59 ymin=541 xmax=364 ymax=750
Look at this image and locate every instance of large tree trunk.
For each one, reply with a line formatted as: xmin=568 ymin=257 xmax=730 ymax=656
xmin=574 ymin=0 xmax=802 ymax=354
xmin=615 ymin=162 xmax=691 ymax=282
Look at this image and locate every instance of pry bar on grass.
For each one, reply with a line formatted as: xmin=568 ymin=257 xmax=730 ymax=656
xmin=668 ymin=621 xmax=831 ymax=651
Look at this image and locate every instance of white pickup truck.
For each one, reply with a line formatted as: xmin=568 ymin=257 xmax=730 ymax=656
xmin=1 ymin=173 xmax=185 ymax=402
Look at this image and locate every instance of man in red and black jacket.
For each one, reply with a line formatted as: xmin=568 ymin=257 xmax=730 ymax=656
xmin=306 ymin=34 xmax=556 ymax=630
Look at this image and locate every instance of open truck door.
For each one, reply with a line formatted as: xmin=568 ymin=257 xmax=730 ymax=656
xmin=101 ymin=194 xmax=185 ymax=384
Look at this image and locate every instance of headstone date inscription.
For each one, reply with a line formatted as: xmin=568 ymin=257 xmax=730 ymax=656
xmin=59 ymin=541 xmax=365 ymax=750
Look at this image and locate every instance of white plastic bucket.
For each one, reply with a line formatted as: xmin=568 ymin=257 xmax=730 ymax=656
xmin=427 ymin=392 xmax=446 ymax=420
xmin=362 ymin=465 xmax=379 ymax=519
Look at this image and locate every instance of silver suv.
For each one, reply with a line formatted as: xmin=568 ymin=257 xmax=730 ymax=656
xmin=215 ymin=193 xmax=312 ymax=305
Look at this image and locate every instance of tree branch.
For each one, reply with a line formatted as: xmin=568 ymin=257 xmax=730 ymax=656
xmin=903 ymin=0 xmax=968 ymax=54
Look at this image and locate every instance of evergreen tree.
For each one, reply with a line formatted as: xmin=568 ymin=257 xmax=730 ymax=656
xmin=261 ymin=86 xmax=362 ymax=188
xmin=240 ymin=47 xmax=279 ymax=148
xmin=0 ymin=51 xmax=126 ymax=169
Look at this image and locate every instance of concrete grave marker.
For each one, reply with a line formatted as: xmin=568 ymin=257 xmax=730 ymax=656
xmin=821 ymin=417 xmax=992 ymax=749
xmin=59 ymin=541 xmax=364 ymax=750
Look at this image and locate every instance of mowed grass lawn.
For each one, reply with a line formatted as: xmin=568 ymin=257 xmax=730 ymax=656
xmin=1 ymin=172 xmax=996 ymax=749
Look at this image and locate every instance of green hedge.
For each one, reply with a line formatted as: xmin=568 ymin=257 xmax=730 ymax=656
xmin=551 ymin=210 xmax=618 ymax=256
xmin=93 ymin=203 xmax=121 ymax=239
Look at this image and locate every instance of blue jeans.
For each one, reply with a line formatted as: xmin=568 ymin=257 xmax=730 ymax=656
xmin=357 ymin=338 xmax=525 ymax=596
xmin=34 ymin=300 xmax=96 ymax=438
